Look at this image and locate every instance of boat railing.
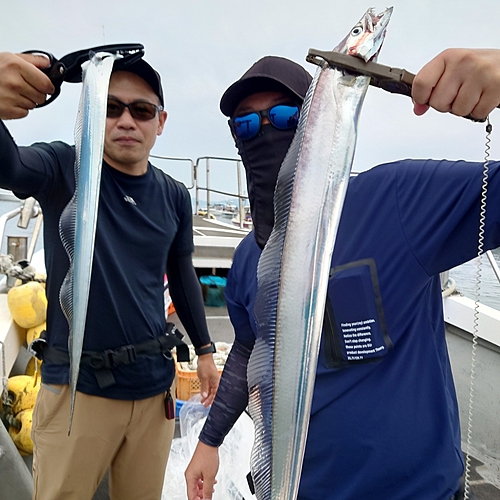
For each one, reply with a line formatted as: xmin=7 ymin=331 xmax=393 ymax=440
xmin=0 ymin=196 xmax=43 ymax=288
xmin=0 ymin=207 xmax=24 ymax=249
xmin=194 ymin=156 xmax=249 ymax=227
xmin=150 ymin=154 xmax=250 ymax=229
xmin=485 ymin=250 xmax=500 ymax=283
xmin=149 ymin=155 xmax=196 ymax=190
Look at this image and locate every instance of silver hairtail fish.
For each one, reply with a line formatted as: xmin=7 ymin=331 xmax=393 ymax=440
xmin=248 ymin=7 xmax=393 ymax=499
xmin=59 ymin=52 xmax=117 ymax=433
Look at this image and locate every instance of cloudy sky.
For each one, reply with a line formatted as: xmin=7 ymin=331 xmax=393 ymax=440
xmin=2 ymin=0 xmax=500 ymax=196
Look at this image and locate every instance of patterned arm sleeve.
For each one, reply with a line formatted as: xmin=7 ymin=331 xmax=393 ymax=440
xmin=198 ymin=338 xmax=254 ymax=447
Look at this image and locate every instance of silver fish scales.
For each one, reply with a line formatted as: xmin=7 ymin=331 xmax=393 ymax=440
xmin=248 ymin=7 xmax=393 ymax=499
xmin=59 ymin=52 xmax=116 ymax=433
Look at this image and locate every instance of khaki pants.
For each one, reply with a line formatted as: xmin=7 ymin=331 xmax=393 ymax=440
xmin=31 ymin=380 xmax=176 ymax=500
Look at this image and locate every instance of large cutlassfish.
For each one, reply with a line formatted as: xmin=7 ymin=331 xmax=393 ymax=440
xmin=248 ymin=7 xmax=393 ymax=499
xmin=59 ymin=52 xmax=116 ymax=433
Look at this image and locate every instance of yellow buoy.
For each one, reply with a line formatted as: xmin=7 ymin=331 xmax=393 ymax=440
xmin=7 ymin=281 xmax=47 ymax=329
xmin=7 ymin=374 xmax=40 ymax=415
xmin=8 ymin=408 xmax=34 ymax=455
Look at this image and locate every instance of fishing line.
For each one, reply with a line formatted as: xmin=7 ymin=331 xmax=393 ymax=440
xmin=463 ymin=116 xmax=492 ymax=500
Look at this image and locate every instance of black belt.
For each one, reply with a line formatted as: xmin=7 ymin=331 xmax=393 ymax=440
xmin=29 ymin=322 xmax=190 ymax=389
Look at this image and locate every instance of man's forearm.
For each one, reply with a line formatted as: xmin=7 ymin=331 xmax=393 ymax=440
xmin=167 ymin=253 xmax=212 ymax=348
xmin=199 ymin=339 xmax=253 ymax=446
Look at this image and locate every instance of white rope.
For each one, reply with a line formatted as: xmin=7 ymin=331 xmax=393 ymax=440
xmin=0 ymin=253 xmax=39 ymax=283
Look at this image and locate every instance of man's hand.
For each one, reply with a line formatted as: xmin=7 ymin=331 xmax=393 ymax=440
xmin=185 ymin=441 xmax=219 ymax=500
xmin=196 ymin=353 xmax=220 ymax=407
xmin=412 ymin=48 xmax=500 ymax=121
xmin=0 ymin=52 xmax=55 ymax=120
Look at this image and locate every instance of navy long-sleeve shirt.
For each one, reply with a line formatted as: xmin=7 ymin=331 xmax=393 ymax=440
xmin=201 ymin=158 xmax=500 ymax=499
xmin=0 ymin=122 xmax=211 ymax=399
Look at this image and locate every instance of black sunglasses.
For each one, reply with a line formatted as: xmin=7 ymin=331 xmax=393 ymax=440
xmin=230 ymin=104 xmax=300 ymax=140
xmin=107 ymin=98 xmax=163 ymax=121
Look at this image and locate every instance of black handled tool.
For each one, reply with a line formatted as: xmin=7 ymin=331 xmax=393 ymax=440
xmin=306 ymin=48 xmax=498 ymax=123
xmin=23 ymin=43 xmax=145 ymax=107
xmin=307 ymin=49 xmax=415 ymax=97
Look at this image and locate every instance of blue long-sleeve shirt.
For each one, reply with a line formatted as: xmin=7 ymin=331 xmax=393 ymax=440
xmin=201 ymin=158 xmax=500 ymax=500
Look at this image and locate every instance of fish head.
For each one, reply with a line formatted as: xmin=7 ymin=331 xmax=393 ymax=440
xmin=335 ymin=7 xmax=393 ymax=62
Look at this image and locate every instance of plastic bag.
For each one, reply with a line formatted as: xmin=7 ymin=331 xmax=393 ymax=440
xmin=162 ymin=394 xmax=254 ymax=500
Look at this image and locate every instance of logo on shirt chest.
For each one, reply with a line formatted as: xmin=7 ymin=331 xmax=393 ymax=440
xmin=123 ymin=195 xmax=137 ymax=206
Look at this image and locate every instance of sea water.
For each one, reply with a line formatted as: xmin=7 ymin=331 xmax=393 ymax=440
xmin=449 ymin=248 xmax=500 ymax=310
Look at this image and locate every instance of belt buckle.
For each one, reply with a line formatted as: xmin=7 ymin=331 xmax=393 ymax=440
xmin=110 ymin=344 xmax=137 ymax=367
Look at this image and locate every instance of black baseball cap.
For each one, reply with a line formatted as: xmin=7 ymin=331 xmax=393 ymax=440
xmin=114 ymin=58 xmax=164 ymax=107
xmin=220 ymin=56 xmax=312 ymax=117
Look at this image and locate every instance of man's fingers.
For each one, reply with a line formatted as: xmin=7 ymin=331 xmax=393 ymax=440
xmin=199 ymin=378 xmax=219 ymax=407
xmin=412 ymin=48 xmax=500 ymax=120
xmin=411 ymin=53 xmax=446 ymax=107
xmin=0 ymin=52 xmax=56 ymax=119
xmin=203 ymin=478 xmax=215 ymax=500
xmin=186 ymin=478 xmax=203 ymax=500
xmin=470 ymin=92 xmax=500 ymax=121
xmin=15 ymin=53 xmax=55 ymax=96
xmin=2 ymin=106 xmax=30 ymax=120
xmin=17 ymin=53 xmax=52 ymax=69
xmin=412 ymin=102 xmax=429 ymax=116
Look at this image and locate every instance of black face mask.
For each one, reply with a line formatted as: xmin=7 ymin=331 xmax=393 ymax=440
xmin=235 ymin=124 xmax=296 ymax=250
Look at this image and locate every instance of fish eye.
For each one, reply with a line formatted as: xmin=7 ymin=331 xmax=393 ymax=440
xmin=351 ymin=25 xmax=363 ymax=36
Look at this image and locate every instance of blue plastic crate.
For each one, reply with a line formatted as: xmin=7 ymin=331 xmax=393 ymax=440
xmin=199 ymin=275 xmax=227 ymax=307
xmin=176 ymin=399 xmax=185 ymax=418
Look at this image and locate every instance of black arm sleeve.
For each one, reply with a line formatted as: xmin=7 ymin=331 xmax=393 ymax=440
xmin=0 ymin=121 xmax=37 ymax=191
xmin=166 ymin=252 xmax=212 ymax=348
xmin=0 ymin=121 xmax=72 ymax=198
xmin=198 ymin=338 xmax=253 ymax=447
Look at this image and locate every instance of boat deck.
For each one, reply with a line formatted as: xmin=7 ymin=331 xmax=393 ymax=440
xmin=192 ymin=214 xmax=249 ymax=270
xmin=466 ymin=453 xmax=500 ymax=500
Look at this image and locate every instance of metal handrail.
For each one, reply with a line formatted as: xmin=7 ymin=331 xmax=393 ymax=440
xmin=194 ymin=157 xmax=248 ymax=224
xmin=486 ymin=250 xmax=500 ymax=284
xmin=149 ymin=154 xmax=250 ymax=228
xmin=0 ymin=198 xmax=42 ymax=264
xmin=149 ymin=155 xmax=196 ymax=190
xmin=0 ymin=208 xmax=23 ymax=247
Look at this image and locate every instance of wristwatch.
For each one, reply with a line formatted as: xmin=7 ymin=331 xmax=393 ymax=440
xmin=195 ymin=342 xmax=216 ymax=356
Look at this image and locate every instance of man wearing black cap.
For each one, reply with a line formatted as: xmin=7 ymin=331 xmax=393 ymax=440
xmin=220 ymin=56 xmax=312 ymax=251
xmin=185 ymin=50 xmax=500 ymax=500
xmin=0 ymin=52 xmax=220 ymax=499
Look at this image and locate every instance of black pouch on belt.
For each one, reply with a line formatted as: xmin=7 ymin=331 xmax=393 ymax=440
xmin=164 ymin=389 xmax=175 ymax=420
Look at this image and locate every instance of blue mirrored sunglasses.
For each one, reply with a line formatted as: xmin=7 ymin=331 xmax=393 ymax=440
xmin=230 ymin=104 xmax=300 ymax=140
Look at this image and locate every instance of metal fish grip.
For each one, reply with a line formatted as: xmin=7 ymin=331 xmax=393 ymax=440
xmin=306 ymin=49 xmax=414 ymax=97
xmin=306 ymin=48 xmax=499 ymax=123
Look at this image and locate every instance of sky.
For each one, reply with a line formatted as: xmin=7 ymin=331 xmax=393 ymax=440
xmin=2 ymin=0 xmax=500 ymax=199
